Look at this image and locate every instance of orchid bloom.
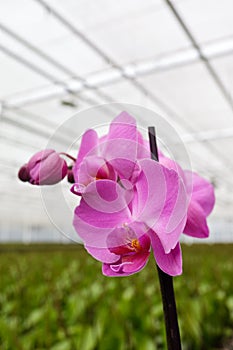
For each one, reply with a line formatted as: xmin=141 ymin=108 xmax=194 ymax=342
xmin=18 ymin=149 xmax=68 ymax=185
xmin=72 ymin=111 xmax=149 ymax=192
xmin=17 ymin=110 xmax=215 ymax=278
xmin=73 ymin=159 xmax=187 ymax=276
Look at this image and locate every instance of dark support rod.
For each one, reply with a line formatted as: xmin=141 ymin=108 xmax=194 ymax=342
xmin=148 ymin=126 xmax=182 ymax=350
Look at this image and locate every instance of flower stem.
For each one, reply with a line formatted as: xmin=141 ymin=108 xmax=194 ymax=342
xmin=59 ymin=152 xmax=76 ymax=162
xmin=148 ymin=126 xmax=182 ymax=350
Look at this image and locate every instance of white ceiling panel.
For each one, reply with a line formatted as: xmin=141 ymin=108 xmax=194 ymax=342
xmin=139 ymin=62 xmax=233 ymax=131
xmin=0 ymin=52 xmax=48 ymax=96
xmin=0 ymin=0 xmax=233 ymax=237
xmin=173 ymin=0 xmax=233 ymax=44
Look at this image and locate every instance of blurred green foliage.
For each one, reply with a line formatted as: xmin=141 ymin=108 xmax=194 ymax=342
xmin=0 ymin=244 xmax=232 ymax=350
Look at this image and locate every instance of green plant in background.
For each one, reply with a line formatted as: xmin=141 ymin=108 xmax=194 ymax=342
xmin=0 ymin=244 xmax=232 ymax=350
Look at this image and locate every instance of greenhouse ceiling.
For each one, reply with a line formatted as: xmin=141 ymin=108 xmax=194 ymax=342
xmin=0 ymin=0 xmax=233 ymax=238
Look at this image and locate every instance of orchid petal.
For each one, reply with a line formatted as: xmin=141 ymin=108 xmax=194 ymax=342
xmin=150 ymin=233 xmax=182 ymax=276
xmin=185 ymin=171 xmax=215 ymax=216
xmin=183 ymin=200 xmax=209 ymax=238
xmin=73 ymin=180 xmax=131 ymax=248
xmin=133 ymin=159 xmax=187 ymax=252
xmin=28 ymin=149 xmax=54 ymax=169
xmin=102 ymin=251 xmax=150 ymax=277
xmin=30 ymin=152 xmax=67 ymax=185
xmin=85 ymin=245 xmax=119 ymax=264
xmin=101 ymin=112 xmax=138 ymax=179
xmin=73 ymin=129 xmax=98 ymax=181
xmin=77 ymin=156 xmax=117 ymax=186
xmin=136 ymin=131 xmax=151 ymax=159
xmin=107 ymin=111 xmax=137 ymax=141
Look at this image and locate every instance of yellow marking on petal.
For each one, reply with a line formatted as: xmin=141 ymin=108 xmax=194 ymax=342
xmin=131 ymin=239 xmax=141 ymax=252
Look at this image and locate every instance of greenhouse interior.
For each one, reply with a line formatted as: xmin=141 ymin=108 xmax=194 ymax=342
xmin=0 ymin=1 xmax=233 ymax=349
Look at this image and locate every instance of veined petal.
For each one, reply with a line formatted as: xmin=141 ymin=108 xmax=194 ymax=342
xmin=28 ymin=149 xmax=54 ymax=169
xmin=150 ymin=233 xmax=182 ymax=276
xmin=101 ymin=139 xmax=138 ymax=180
xmin=183 ymin=200 xmax=209 ymax=238
xmin=82 ymin=179 xmax=133 ymax=214
xmin=77 ymin=155 xmax=117 ymax=186
xmin=132 ymin=159 xmax=167 ymax=221
xmin=107 ymin=111 xmax=137 ymax=141
xmin=133 ymin=159 xmax=188 ymax=252
xmin=159 ymin=155 xmax=186 ymax=187
xmin=30 ymin=152 xmax=67 ymax=185
xmin=136 ymin=131 xmax=151 ymax=159
xmin=185 ymin=170 xmax=215 ymax=217
xmin=101 ymin=112 xmax=138 ymax=179
xmin=73 ymin=129 xmax=98 ymax=181
xmin=73 ymin=180 xmax=131 ymax=248
xmin=85 ymin=245 xmax=119 ymax=264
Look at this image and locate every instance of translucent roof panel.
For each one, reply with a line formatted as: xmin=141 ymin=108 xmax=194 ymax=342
xmin=174 ymin=0 xmax=233 ymax=44
xmin=139 ymin=62 xmax=233 ymax=131
xmin=0 ymin=51 xmax=49 ymax=97
xmin=1 ymin=0 xmax=233 ymax=242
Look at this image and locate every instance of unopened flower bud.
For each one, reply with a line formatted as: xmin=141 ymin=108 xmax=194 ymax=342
xmin=18 ymin=149 xmax=68 ymax=185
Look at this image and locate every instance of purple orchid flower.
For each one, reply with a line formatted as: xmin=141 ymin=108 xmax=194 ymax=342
xmin=159 ymin=154 xmax=215 ymax=238
xmin=72 ymin=111 xmax=149 ymax=190
xmin=18 ymin=149 xmax=68 ymax=185
xmin=73 ymin=159 xmax=187 ymax=276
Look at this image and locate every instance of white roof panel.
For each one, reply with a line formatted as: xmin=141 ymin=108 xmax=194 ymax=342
xmin=0 ymin=0 xmax=233 ymax=239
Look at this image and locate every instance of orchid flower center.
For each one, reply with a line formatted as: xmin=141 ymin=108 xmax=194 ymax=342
xmin=130 ymin=238 xmax=141 ymax=252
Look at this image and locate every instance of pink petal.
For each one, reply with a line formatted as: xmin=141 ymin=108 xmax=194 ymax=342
xmin=106 ymin=226 xmax=137 ymax=254
xmin=70 ymin=183 xmax=86 ymax=196
xmin=132 ymin=159 xmax=167 ymax=221
xmin=30 ymin=152 xmax=67 ymax=185
xmin=185 ymin=171 xmax=215 ymax=216
xmin=73 ymin=213 xmax=113 ymax=249
xmin=77 ymin=156 xmax=117 ymax=186
xmin=106 ymin=225 xmax=150 ymax=253
xmin=107 ymin=111 xmax=137 ymax=141
xmin=18 ymin=164 xmax=30 ymax=182
xmin=101 ymin=139 xmax=138 ymax=180
xmin=73 ymin=129 xmax=99 ymax=181
xmin=150 ymin=233 xmax=182 ymax=276
xmin=82 ymin=179 xmax=133 ymax=213
xmin=101 ymin=112 xmax=138 ymax=179
xmin=28 ymin=149 xmax=54 ymax=169
xmin=73 ymin=180 xmax=131 ymax=248
xmin=136 ymin=131 xmax=151 ymax=159
xmin=85 ymin=245 xmax=119 ymax=264
xmin=183 ymin=200 xmax=209 ymax=238
xmin=152 ymin=166 xmax=187 ymax=253
xmin=102 ymin=251 xmax=150 ymax=277
xmin=159 ymin=155 xmax=186 ymax=186
xmin=158 ymin=154 xmax=193 ymax=199
xmin=133 ymin=159 xmax=188 ymax=253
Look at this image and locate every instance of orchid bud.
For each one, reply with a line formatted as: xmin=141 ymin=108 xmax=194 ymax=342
xmin=18 ymin=149 xmax=68 ymax=185
xmin=67 ymin=167 xmax=75 ymax=183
